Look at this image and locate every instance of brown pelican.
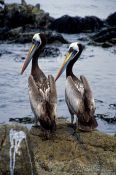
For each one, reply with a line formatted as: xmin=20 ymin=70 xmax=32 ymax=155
xmin=55 ymin=42 xmax=98 ymax=131
xmin=21 ymin=33 xmax=57 ymax=137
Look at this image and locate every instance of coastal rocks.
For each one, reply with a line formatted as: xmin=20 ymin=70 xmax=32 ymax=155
xmin=40 ymin=47 xmax=61 ymax=57
xmin=49 ymin=15 xmax=103 ymax=33
xmin=0 ymin=2 xmax=53 ymax=36
xmin=96 ymin=114 xmax=116 ymax=124
xmin=1 ymin=27 xmax=68 ymax=45
xmin=0 ymin=0 xmax=4 ymax=5
xmin=3 ymin=3 xmax=34 ymax=28
xmin=0 ymin=1 xmax=116 ymax=47
xmin=106 ymin=12 xmax=116 ymax=26
xmin=46 ymin=32 xmax=69 ymax=44
xmin=90 ymin=26 xmax=116 ymax=47
xmin=0 ymin=119 xmax=116 ymax=175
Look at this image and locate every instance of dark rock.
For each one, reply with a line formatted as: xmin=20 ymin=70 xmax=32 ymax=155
xmin=15 ymin=32 xmax=34 ymax=43
xmin=102 ymin=42 xmax=113 ymax=48
xmin=82 ymin=16 xmax=103 ymax=32
xmin=91 ymin=26 xmax=116 ymax=46
xmin=34 ymin=12 xmax=51 ymax=29
xmin=0 ymin=0 xmax=4 ymax=5
xmin=9 ymin=116 xmax=34 ymax=124
xmin=35 ymin=3 xmax=40 ymax=9
xmin=96 ymin=114 xmax=116 ymax=124
xmin=21 ymin=0 xmax=27 ymax=6
xmin=0 ymin=8 xmax=4 ymax=27
xmin=49 ymin=15 xmax=83 ymax=33
xmin=40 ymin=46 xmax=61 ymax=57
xmin=106 ymin=12 xmax=116 ymax=26
xmin=46 ymin=32 xmax=69 ymax=44
xmin=4 ymin=4 xmax=34 ymax=28
xmin=109 ymin=104 xmax=116 ymax=110
xmin=49 ymin=15 xmax=103 ymax=34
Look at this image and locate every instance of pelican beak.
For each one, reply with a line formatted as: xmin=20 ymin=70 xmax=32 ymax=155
xmin=21 ymin=44 xmax=38 ymax=74
xmin=55 ymin=50 xmax=78 ymax=81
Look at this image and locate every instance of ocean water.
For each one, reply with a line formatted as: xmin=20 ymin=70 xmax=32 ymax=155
xmin=0 ymin=0 xmax=116 ymax=134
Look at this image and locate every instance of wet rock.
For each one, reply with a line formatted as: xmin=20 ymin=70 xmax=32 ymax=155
xmin=90 ymin=26 xmax=116 ymax=47
xmin=0 ymin=0 xmax=4 ymax=5
xmin=0 ymin=8 xmax=4 ymax=27
xmin=46 ymin=32 xmax=69 ymax=44
xmin=102 ymin=42 xmax=113 ymax=48
xmin=91 ymin=26 xmax=116 ymax=42
xmin=40 ymin=47 xmax=61 ymax=57
xmin=109 ymin=103 xmax=116 ymax=110
xmin=106 ymin=12 xmax=116 ymax=26
xmin=49 ymin=15 xmax=103 ymax=34
xmin=9 ymin=116 xmax=34 ymax=124
xmin=96 ymin=114 xmax=116 ymax=124
xmin=3 ymin=29 xmax=68 ymax=44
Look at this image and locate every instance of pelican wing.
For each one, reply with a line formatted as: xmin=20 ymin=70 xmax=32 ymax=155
xmin=28 ymin=75 xmax=45 ymax=118
xmin=80 ymin=75 xmax=95 ymax=112
xmin=47 ymin=75 xmax=57 ymax=104
xmin=65 ymin=76 xmax=84 ymax=115
xmin=28 ymin=75 xmax=44 ymax=102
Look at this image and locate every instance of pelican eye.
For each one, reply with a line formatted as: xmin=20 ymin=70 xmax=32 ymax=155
xmin=32 ymin=39 xmax=41 ymax=46
xmin=69 ymin=47 xmax=73 ymax=52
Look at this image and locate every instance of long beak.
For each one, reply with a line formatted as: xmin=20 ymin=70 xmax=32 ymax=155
xmin=55 ymin=50 xmax=78 ymax=81
xmin=21 ymin=44 xmax=37 ymax=74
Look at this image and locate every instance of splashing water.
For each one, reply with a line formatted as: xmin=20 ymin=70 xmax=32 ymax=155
xmin=9 ymin=129 xmax=33 ymax=175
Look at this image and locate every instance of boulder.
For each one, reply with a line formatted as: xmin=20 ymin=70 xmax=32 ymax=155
xmin=49 ymin=15 xmax=103 ymax=34
xmin=90 ymin=26 xmax=116 ymax=47
xmin=82 ymin=16 xmax=103 ymax=32
xmin=49 ymin=15 xmax=83 ymax=33
xmin=106 ymin=12 xmax=116 ymax=26
xmin=0 ymin=0 xmax=4 ymax=5
xmin=4 ymin=3 xmax=34 ymax=28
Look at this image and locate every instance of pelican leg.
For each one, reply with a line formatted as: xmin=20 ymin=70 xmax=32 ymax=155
xmin=32 ymin=115 xmax=39 ymax=128
xmin=71 ymin=114 xmax=74 ymax=125
xmin=68 ymin=113 xmax=74 ymax=128
xmin=76 ymin=117 xmax=78 ymax=132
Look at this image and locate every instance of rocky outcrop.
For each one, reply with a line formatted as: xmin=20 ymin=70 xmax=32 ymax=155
xmin=0 ymin=118 xmax=116 ymax=175
xmin=49 ymin=15 xmax=103 ymax=33
xmin=106 ymin=12 xmax=116 ymax=26
xmin=90 ymin=26 xmax=116 ymax=47
xmin=0 ymin=1 xmax=115 ymax=47
xmin=1 ymin=2 xmax=52 ymax=29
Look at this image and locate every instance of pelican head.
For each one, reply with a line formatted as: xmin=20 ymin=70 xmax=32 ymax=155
xmin=21 ymin=33 xmax=46 ymax=74
xmin=55 ymin=42 xmax=84 ymax=81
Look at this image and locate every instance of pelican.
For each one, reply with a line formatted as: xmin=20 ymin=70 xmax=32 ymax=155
xmin=55 ymin=42 xmax=98 ymax=131
xmin=21 ymin=33 xmax=57 ymax=137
